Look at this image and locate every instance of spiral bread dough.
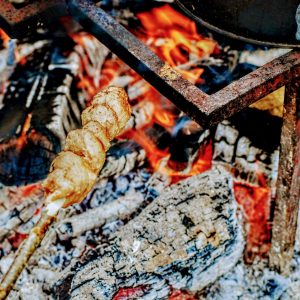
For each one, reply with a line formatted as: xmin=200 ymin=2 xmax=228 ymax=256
xmin=43 ymin=86 xmax=131 ymax=207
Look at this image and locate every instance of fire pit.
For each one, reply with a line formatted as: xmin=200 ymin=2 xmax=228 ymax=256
xmin=0 ymin=0 xmax=299 ymax=299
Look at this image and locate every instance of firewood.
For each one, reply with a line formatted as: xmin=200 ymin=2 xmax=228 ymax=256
xmin=55 ymin=166 xmax=243 ymax=299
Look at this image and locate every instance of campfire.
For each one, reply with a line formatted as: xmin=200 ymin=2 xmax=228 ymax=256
xmin=0 ymin=1 xmax=299 ymax=299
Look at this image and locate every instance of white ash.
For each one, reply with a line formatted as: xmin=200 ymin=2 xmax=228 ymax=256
xmin=55 ymin=166 xmax=243 ymax=299
xmin=198 ymin=252 xmax=300 ymax=300
xmin=110 ymin=74 xmax=134 ymax=87
xmin=198 ymin=259 xmax=289 ymax=300
xmin=0 ymin=192 xmax=42 ymax=243
xmin=127 ymin=79 xmax=152 ymax=99
xmin=239 ymin=49 xmax=291 ymax=67
xmin=197 ymin=205 xmax=300 ymax=300
xmin=57 ymin=191 xmax=148 ymax=240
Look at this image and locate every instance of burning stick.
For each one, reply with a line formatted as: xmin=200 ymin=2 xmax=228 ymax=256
xmin=0 ymin=86 xmax=131 ymax=299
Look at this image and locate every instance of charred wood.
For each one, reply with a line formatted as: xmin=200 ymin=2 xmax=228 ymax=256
xmin=0 ymin=35 xmax=108 ymax=186
xmin=168 ymin=117 xmax=210 ymax=171
xmin=55 ymin=167 xmax=243 ymax=299
xmin=100 ymin=140 xmax=146 ymax=178
xmin=213 ymin=108 xmax=282 ymax=187
xmin=124 ymin=100 xmax=155 ymax=131
xmin=57 ymin=170 xmax=169 ymax=240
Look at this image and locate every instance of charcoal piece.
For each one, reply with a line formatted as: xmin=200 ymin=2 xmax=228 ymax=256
xmin=124 ymin=100 xmax=155 ymax=131
xmin=57 ymin=171 xmax=169 ymax=239
xmin=145 ymin=123 xmax=172 ymax=151
xmin=0 ymin=130 xmax=59 ymax=186
xmin=56 ymin=166 xmax=243 ymax=299
xmin=213 ymin=110 xmax=281 ymax=186
xmin=0 ymin=31 xmax=109 ymax=186
xmin=168 ymin=116 xmax=211 ymax=171
xmin=0 ymin=40 xmax=84 ymax=186
xmin=100 ymin=140 xmax=146 ymax=178
xmin=199 ymin=63 xmax=257 ymax=94
xmin=57 ymin=192 xmax=145 ymax=240
xmin=0 ymin=42 xmax=53 ymax=141
xmin=229 ymin=108 xmax=282 ymax=153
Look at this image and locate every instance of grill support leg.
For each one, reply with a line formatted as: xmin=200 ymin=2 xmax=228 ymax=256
xmin=269 ymin=80 xmax=300 ymax=274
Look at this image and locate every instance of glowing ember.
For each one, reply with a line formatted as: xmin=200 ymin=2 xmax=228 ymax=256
xmin=234 ymin=181 xmax=271 ymax=261
xmin=20 ymin=182 xmax=42 ymax=198
xmin=113 ymin=286 xmax=148 ymax=300
xmin=8 ymin=232 xmax=29 ymax=250
xmin=168 ymin=289 xmax=197 ymax=300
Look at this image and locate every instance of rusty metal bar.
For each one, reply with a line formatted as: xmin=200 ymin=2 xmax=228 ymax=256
xmin=69 ymin=0 xmax=300 ymax=128
xmin=68 ymin=0 xmax=210 ymax=125
xmin=2 ymin=0 xmax=300 ymax=128
xmin=204 ymin=51 xmax=300 ymax=126
xmin=269 ymin=80 xmax=300 ymax=274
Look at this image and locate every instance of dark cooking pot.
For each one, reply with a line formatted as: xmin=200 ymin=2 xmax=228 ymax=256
xmin=175 ymin=0 xmax=300 ymax=48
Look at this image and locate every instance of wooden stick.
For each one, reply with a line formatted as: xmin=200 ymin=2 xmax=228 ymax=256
xmin=0 ymin=199 xmax=64 ymax=300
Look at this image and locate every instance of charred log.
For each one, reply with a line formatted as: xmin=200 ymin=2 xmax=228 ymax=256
xmin=0 ymin=34 xmax=109 ymax=186
xmin=55 ymin=167 xmax=243 ymax=299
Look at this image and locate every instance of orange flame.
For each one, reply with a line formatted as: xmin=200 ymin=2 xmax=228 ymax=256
xmin=16 ymin=113 xmax=32 ymax=149
xmin=136 ymin=5 xmax=217 ymax=83
xmin=128 ymin=130 xmax=169 ymax=171
xmin=123 ymin=129 xmax=212 ymax=183
xmin=0 ymin=28 xmax=10 ymax=48
xmin=101 ymin=5 xmax=215 ymax=181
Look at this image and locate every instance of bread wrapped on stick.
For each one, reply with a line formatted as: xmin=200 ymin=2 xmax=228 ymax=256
xmin=0 ymin=87 xmax=131 ymax=300
xmin=44 ymin=86 xmax=131 ymax=210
